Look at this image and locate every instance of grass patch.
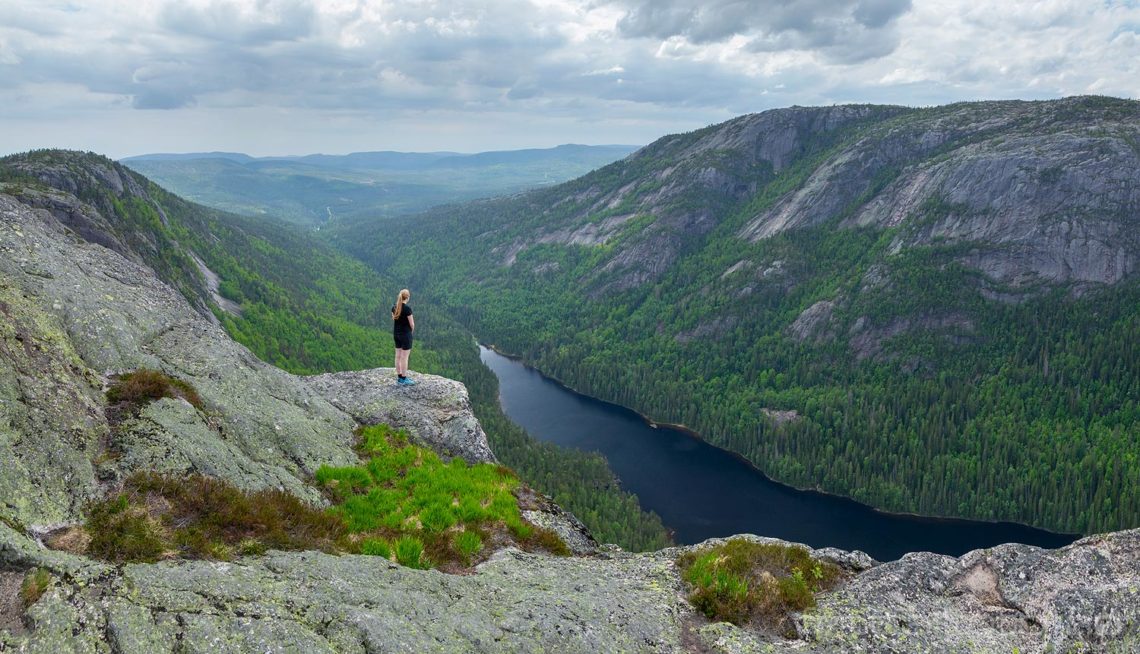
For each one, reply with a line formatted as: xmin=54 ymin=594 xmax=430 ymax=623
xmin=84 ymin=423 xmax=569 ymax=571
xmin=394 ymin=536 xmax=429 ymax=569
xmin=19 ymin=568 xmax=52 ymax=608
xmin=360 ymin=538 xmax=391 ymax=558
xmin=676 ymin=539 xmax=844 ymax=635
xmin=454 ymin=529 xmax=483 ymax=565
xmin=316 ymin=424 xmax=568 ymax=570
xmin=85 ymin=472 xmax=345 ymax=563
xmin=106 ymin=368 xmax=203 ymax=414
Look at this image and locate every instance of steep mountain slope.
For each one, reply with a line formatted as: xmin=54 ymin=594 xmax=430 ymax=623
xmin=122 ymin=144 xmax=638 ymax=226
xmin=0 ymin=150 xmax=669 ymax=550
xmin=331 ymin=97 xmax=1140 ymax=535
xmin=0 ymin=157 xmax=481 ymax=526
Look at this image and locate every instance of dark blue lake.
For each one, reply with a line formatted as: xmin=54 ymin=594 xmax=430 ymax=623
xmin=479 ymin=346 xmax=1079 ymax=561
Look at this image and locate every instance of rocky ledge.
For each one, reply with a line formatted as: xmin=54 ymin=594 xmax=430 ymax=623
xmin=304 ymin=368 xmax=497 ymax=465
xmin=3 ymin=525 xmax=1139 ymax=653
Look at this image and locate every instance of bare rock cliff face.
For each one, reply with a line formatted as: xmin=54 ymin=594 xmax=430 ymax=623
xmin=738 ymin=98 xmax=1140 ymax=289
xmin=497 ymin=105 xmax=904 ymax=294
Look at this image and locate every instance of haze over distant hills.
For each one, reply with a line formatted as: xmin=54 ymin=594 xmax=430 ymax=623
xmin=121 ymin=144 xmax=638 ymax=227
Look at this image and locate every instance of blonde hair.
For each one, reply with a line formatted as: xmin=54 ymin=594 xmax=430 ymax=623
xmin=392 ymin=288 xmax=410 ymax=320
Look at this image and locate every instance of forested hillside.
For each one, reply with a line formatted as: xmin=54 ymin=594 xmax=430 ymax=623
xmin=329 ymin=97 xmax=1140 ymax=536
xmin=0 ymin=150 xmax=669 ymax=551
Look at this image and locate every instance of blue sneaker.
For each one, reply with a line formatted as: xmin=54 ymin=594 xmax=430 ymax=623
xmin=403 ymin=376 xmax=417 ymax=386
xmin=396 ymin=376 xmax=409 ymax=386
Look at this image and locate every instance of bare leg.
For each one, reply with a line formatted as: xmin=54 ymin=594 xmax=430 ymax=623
xmin=394 ymin=348 xmax=401 ymax=375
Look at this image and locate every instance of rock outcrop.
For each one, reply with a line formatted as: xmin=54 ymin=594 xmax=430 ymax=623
xmin=3 ymin=522 xmax=1139 ymax=653
xmin=739 ymin=100 xmax=1140 ymax=289
xmin=304 ymin=368 xmax=496 ymax=464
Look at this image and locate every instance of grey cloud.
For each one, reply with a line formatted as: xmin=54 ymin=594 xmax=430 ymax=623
xmin=158 ymin=0 xmax=316 ymax=45
xmin=132 ymin=87 xmax=197 ymax=109
xmin=853 ymin=0 xmax=912 ymax=28
xmin=537 ymin=47 xmax=791 ymax=113
xmin=609 ymin=0 xmax=912 ymax=62
xmin=507 ymin=84 xmax=544 ymax=100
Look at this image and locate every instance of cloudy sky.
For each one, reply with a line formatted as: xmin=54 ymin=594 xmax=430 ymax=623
xmin=2 ymin=0 xmax=1138 ymax=158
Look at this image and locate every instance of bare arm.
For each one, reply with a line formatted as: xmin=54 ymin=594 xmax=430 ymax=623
xmin=408 ymin=315 xmax=415 ymax=332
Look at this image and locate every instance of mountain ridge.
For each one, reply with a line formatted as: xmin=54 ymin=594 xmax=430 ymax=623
xmin=331 ymin=96 xmax=1140 ymax=536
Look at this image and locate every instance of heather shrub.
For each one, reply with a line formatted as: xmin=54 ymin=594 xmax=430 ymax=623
xmin=676 ymin=539 xmax=844 ymax=635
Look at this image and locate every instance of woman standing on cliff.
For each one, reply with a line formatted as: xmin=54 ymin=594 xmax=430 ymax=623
xmin=392 ymin=288 xmax=416 ymax=386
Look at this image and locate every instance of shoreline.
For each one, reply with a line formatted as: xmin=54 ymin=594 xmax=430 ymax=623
xmin=478 ymin=342 xmax=1080 ymax=538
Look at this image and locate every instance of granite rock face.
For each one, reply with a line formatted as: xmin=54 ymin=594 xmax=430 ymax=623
xmin=495 ymin=105 xmax=905 ymax=294
xmin=0 ymin=191 xmax=358 ymax=520
xmin=478 ymin=98 xmax=1139 ymax=298
xmin=798 ymin=529 xmax=1140 ymax=653
xmin=737 ymin=99 xmax=1140 ymax=289
xmin=4 ymin=523 xmax=1140 ymax=653
xmin=304 ymin=368 xmax=497 ymax=464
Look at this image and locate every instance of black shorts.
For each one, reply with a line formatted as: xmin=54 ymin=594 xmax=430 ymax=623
xmin=394 ymin=332 xmax=413 ymax=350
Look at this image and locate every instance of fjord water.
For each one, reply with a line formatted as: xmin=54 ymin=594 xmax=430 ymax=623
xmin=480 ymin=346 xmax=1077 ymax=561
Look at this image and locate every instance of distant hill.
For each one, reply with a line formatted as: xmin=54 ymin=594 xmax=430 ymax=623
xmin=122 ymin=151 xmax=257 ymax=163
xmin=121 ymin=144 xmax=640 ymax=226
xmin=330 ymin=96 xmax=1140 ymax=537
xmin=280 ymin=151 xmax=458 ymax=170
xmin=429 ymin=144 xmax=639 ymax=169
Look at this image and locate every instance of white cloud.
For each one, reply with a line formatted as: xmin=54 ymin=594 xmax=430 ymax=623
xmin=0 ymin=0 xmax=1136 ymax=157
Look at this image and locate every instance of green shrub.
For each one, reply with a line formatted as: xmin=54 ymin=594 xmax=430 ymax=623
xmin=106 ymin=369 xmax=203 ymax=412
xmin=85 ymin=423 xmax=568 ymax=571
xmin=19 ymin=568 xmax=52 ymax=608
xmin=238 ymin=538 xmax=268 ymax=556
xmin=395 ymin=536 xmax=428 ymax=569
xmin=85 ymin=494 xmax=168 ymax=563
xmin=683 ymin=551 xmax=752 ymax=624
xmin=676 ymin=539 xmax=844 ymax=634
